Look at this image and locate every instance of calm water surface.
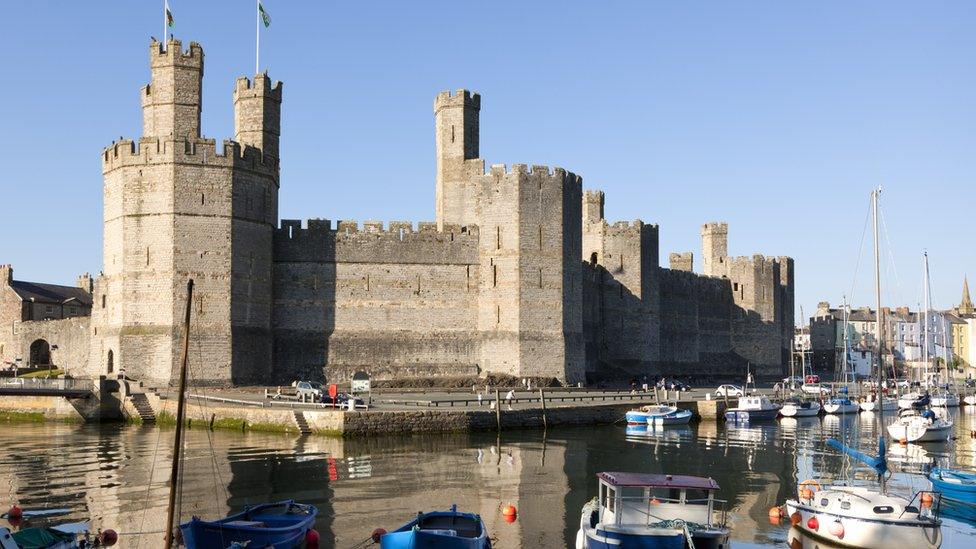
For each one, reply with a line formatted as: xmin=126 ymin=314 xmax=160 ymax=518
xmin=2 ymin=409 xmax=976 ymax=548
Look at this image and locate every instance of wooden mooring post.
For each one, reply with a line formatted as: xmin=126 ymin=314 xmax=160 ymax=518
xmin=540 ymin=388 xmax=548 ymax=430
xmin=495 ymin=389 xmax=501 ymax=431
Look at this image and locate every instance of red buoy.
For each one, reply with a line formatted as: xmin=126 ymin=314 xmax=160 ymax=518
xmin=371 ymin=528 xmax=387 ymax=543
xmin=98 ymin=529 xmax=118 ymax=546
xmin=305 ymin=528 xmax=320 ymax=549
xmin=7 ymin=506 xmax=22 ymax=519
xmin=502 ymin=505 xmax=517 ymax=516
xmin=807 ymin=516 xmax=819 ymax=531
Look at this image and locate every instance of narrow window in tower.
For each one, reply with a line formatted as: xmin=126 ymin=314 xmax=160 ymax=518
xmin=496 ymin=226 xmax=501 ymax=250
xmin=146 ymin=246 xmax=150 ymax=266
xmin=198 ymin=295 xmax=203 ymax=315
xmin=493 ymin=264 xmax=498 ymax=287
xmin=496 ymin=304 xmax=500 ymax=325
xmin=466 ymin=265 xmax=471 ymax=291
xmin=538 ymin=226 xmax=543 ymax=249
xmin=451 ymin=125 xmax=455 ymax=143
xmin=365 ymin=274 xmax=370 ymax=292
xmin=620 ymin=254 xmax=624 ymax=271
xmin=619 ymin=281 xmax=623 ymax=298
xmin=538 ymin=268 xmax=543 ymax=289
xmin=201 ymin=193 xmax=205 ymax=205
xmin=101 ymin=295 xmax=106 ymax=309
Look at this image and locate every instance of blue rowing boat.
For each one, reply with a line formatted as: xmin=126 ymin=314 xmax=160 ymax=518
xmin=929 ymin=468 xmax=976 ymax=503
xmin=179 ymin=500 xmax=317 ymax=549
xmin=380 ymin=505 xmax=490 ymax=549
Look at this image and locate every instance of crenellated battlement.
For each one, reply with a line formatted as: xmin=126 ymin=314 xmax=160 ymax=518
xmin=701 ymin=221 xmax=728 ymax=234
xmin=434 ymin=89 xmax=481 ymax=113
xmin=483 ymin=163 xmax=583 ymax=189
xmin=274 ymin=219 xmax=480 ymax=265
xmin=101 ymin=137 xmax=278 ymax=175
xmin=149 ymin=38 xmax=203 ymax=68
xmin=234 ymin=74 xmax=283 ymax=101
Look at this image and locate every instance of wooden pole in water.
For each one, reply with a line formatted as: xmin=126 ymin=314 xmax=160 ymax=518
xmin=540 ymin=388 xmax=548 ymax=430
xmin=495 ymin=389 xmax=501 ymax=431
xmin=164 ymin=279 xmax=194 ymax=548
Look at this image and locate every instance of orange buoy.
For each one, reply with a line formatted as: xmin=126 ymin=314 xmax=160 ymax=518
xmin=828 ymin=520 xmax=844 ymax=539
xmin=503 ymin=512 xmax=517 ymax=524
xmin=807 ymin=516 xmax=819 ymax=531
xmin=6 ymin=506 xmax=22 ymax=519
xmin=800 ymin=488 xmax=813 ymax=500
xmin=502 ymin=504 xmax=517 ymax=516
xmin=921 ymin=492 xmax=934 ymax=508
xmin=305 ymin=528 xmax=320 ymax=549
xmin=370 ymin=528 xmax=387 ymax=543
xmin=98 ymin=529 xmax=118 ymax=546
xmin=899 ymin=438 xmax=908 ymax=446
xmin=650 ymin=498 xmax=661 ymax=505
xmin=790 ymin=512 xmax=802 ymax=526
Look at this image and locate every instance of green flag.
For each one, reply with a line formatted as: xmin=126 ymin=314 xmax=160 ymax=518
xmin=166 ymin=1 xmax=174 ymax=27
xmin=259 ymin=2 xmax=271 ymax=28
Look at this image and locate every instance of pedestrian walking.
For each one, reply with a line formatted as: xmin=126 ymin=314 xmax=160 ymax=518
xmin=505 ymin=389 xmax=515 ymax=410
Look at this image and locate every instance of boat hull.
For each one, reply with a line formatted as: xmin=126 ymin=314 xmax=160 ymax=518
xmin=886 ymin=420 xmax=952 ymax=443
xmin=725 ymin=408 xmax=779 ymax=422
xmin=931 ymin=394 xmax=959 ymax=407
xmin=785 ymin=500 xmax=941 ymax=549
xmin=581 ymin=527 xmax=728 ymax=549
xmin=179 ymin=500 xmax=316 ymax=549
xmin=780 ymin=402 xmax=820 ymax=417
xmin=929 ymin=468 xmax=976 ymax=504
xmin=647 ymin=410 xmax=693 ymax=426
xmin=381 ymin=508 xmax=489 ymax=549
xmin=823 ymin=402 xmax=859 ymax=415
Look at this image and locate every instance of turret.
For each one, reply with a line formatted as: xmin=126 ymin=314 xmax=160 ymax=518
xmin=583 ymin=190 xmax=605 ymax=224
xmin=701 ymin=222 xmax=728 ymax=277
xmin=234 ymin=74 xmax=283 ymax=163
xmin=141 ymin=38 xmax=204 ymax=139
xmin=434 ymin=89 xmax=483 ymax=228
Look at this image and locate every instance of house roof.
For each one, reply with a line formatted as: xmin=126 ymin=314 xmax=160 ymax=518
xmin=597 ymin=472 xmax=720 ymax=490
xmin=9 ymin=280 xmax=92 ymax=307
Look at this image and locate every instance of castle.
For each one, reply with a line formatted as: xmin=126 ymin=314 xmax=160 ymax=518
xmin=0 ymin=39 xmax=794 ymax=386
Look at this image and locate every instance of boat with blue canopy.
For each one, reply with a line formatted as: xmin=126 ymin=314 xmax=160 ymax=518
xmin=576 ymin=472 xmax=730 ymax=549
xmin=929 ymin=468 xmax=976 ymax=503
xmin=379 ymin=505 xmax=489 ymax=549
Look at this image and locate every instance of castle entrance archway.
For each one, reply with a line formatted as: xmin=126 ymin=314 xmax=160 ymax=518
xmin=29 ymin=339 xmax=51 ymax=367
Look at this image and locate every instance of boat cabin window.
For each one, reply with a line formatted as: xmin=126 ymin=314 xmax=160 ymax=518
xmin=602 ymin=485 xmax=616 ymax=512
xmin=840 ymin=501 xmax=851 ymax=510
xmin=648 ymin=487 xmax=682 ymax=503
xmin=619 ymin=487 xmax=644 ymax=501
xmin=873 ymin=506 xmax=894 ymax=514
xmin=820 ymin=498 xmax=829 ymax=507
xmin=685 ymin=488 xmax=710 ymax=505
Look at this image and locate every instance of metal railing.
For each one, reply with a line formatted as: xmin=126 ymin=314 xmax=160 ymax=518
xmin=0 ymin=377 xmax=88 ymax=391
xmin=615 ymin=495 xmax=729 ymax=528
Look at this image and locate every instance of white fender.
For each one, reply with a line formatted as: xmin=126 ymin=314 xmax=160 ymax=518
xmin=576 ymin=528 xmax=586 ymax=549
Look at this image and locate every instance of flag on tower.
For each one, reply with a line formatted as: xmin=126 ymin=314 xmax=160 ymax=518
xmin=259 ymin=2 xmax=271 ymax=28
xmin=165 ymin=1 xmax=175 ymax=27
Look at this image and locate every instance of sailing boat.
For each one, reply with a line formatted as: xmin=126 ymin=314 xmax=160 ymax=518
xmin=887 ymin=253 xmax=954 ymax=444
xmin=825 ymin=311 xmax=859 ymax=415
xmin=781 ymin=334 xmax=822 ymax=417
xmin=163 ymin=281 xmax=319 ymax=548
xmin=785 ymin=188 xmax=942 ymax=548
xmin=930 ymin=313 xmax=959 ymax=407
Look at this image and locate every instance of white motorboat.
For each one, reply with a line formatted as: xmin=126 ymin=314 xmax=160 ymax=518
xmin=823 ymin=397 xmax=859 ymax=415
xmin=780 ymin=397 xmax=821 ymax=418
xmin=724 ymin=395 xmax=780 ymax=422
xmin=646 ymin=408 xmax=693 ymax=426
xmin=577 ymin=472 xmax=730 ymax=549
xmin=786 ymin=485 xmax=941 ymax=549
xmin=964 ymin=394 xmax=976 ymax=406
xmin=886 ymin=407 xmax=953 ymax=443
xmin=898 ymin=392 xmax=926 ymax=410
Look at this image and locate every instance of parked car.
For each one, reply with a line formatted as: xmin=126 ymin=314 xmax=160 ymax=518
xmin=295 ymin=381 xmax=324 ymax=400
xmin=322 ymin=393 xmax=364 ymax=407
xmin=801 ymin=383 xmax=830 ymax=396
xmin=715 ymin=384 xmax=744 ymax=397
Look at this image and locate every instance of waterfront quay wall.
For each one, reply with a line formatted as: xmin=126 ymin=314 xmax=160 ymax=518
xmin=0 ymin=393 xmax=115 ymax=422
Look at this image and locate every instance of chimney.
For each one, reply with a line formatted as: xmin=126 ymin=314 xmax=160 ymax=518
xmin=0 ymin=264 xmax=11 ymax=286
xmin=76 ymin=273 xmax=93 ymax=294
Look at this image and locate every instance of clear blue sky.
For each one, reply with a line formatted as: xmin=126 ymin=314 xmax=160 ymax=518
xmin=2 ymin=1 xmax=974 ymax=319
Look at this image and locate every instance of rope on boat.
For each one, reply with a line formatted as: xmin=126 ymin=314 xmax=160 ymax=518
xmin=645 ymin=519 xmax=705 ymax=549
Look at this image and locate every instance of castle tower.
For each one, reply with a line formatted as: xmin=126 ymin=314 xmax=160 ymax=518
xmin=582 ymin=190 xmax=605 ymax=225
xmin=434 ymin=90 xmax=484 ymax=229
xmin=92 ymin=39 xmax=280 ymax=386
xmin=234 ymin=74 xmax=282 ymax=162
xmin=141 ymin=39 xmax=203 ymax=139
xmin=476 ymin=165 xmax=584 ymax=382
xmin=701 ymin=222 xmax=728 ymax=277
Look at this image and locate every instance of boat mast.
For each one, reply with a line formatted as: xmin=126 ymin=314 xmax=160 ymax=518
xmin=923 ymin=252 xmax=931 ymax=388
xmin=164 ymin=279 xmax=194 ymax=548
xmin=871 ymin=188 xmax=887 ymax=494
xmin=841 ymin=295 xmax=850 ymax=384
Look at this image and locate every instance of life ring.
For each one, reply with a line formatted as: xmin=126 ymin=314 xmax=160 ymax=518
xmin=799 ymin=479 xmax=822 ymax=491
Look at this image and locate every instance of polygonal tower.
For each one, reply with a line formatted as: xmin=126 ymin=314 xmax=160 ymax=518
xmin=90 ymin=39 xmax=280 ymax=386
xmin=434 ymin=90 xmax=484 ymax=229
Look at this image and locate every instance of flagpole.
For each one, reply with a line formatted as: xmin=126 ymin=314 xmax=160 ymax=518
xmin=256 ymin=0 xmax=260 ymax=75
xmin=163 ymin=0 xmax=168 ymax=51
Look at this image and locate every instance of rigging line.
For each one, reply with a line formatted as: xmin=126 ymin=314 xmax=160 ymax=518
xmin=185 ymin=343 xmax=230 ymax=506
xmin=137 ymin=388 xmax=169 ymax=549
xmin=847 ymin=194 xmax=873 ymax=307
xmin=878 ymin=203 xmax=903 ymax=307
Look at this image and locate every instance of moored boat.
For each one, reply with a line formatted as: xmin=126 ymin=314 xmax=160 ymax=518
xmin=859 ymin=394 xmax=896 ymax=412
xmin=965 ymin=394 xmax=976 ymax=406
xmin=886 ymin=407 xmax=953 ymax=443
xmin=823 ymin=396 xmax=859 ymax=415
xmin=646 ymin=409 xmax=693 ymax=426
xmin=930 ymin=391 xmax=960 ymax=408
xmin=929 ymin=468 xmax=976 ymax=503
xmin=380 ymin=505 xmax=489 ymax=549
xmin=780 ymin=397 xmax=821 ymax=418
xmin=577 ymin=472 xmax=730 ymax=549
xmin=626 ymin=405 xmax=678 ymax=425
xmin=180 ymin=500 xmax=317 ymax=549
xmin=724 ymin=395 xmax=780 ymax=423
xmin=898 ymin=392 xmax=928 ymax=410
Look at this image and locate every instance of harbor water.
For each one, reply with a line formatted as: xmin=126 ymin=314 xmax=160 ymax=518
xmin=2 ymin=408 xmax=976 ymax=548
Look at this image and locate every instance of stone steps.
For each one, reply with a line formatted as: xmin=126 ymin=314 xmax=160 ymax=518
xmin=293 ymin=411 xmax=312 ymax=435
xmin=129 ymin=393 xmax=156 ymax=423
